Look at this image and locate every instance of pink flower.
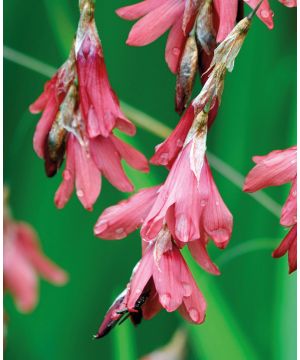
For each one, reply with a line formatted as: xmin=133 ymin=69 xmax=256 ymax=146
xmin=95 ymin=232 xmax=206 ymax=338
xmin=29 ymin=56 xmax=76 ymax=159
xmin=30 ymin=1 xmax=149 ymax=210
xmin=54 ymin=121 xmax=148 ymax=211
xmin=4 ymin=219 xmax=68 ymax=312
xmin=75 ymin=4 xmax=135 ymax=138
xmin=244 ymin=146 xmax=297 ymax=273
xmin=144 ymin=144 xmax=232 ymax=248
xmin=117 ymin=0 xmax=296 ymax=72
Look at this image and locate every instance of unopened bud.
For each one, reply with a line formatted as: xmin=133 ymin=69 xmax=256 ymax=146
xmin=175 ymin=35 xmax=198 ymax=114
xmin=45 ymin=84 xmax=78 ymax=177
xmin=195 ymin=0 xmax=216 ymax=55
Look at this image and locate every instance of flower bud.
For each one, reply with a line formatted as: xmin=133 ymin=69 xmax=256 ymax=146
xmin=175 ymin=35 xmax=198 ymax=114
xmin=195 ymin=0 xmax=216 ymax=55
xmin=45 ymin=84 xmax=78 ymax=177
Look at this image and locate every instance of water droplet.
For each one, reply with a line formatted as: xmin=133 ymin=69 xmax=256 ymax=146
xmin=291 ymin=159 xmax=296 ymax=164
xmin=182 ymin=282 xmax=192 ymax=297
xmin=215 ymin=201 xmax=220 ymax=206
xmin=200 ymin=200 xmax=207 ymax=207
xmin=115 ymin=228 xmax=126 ymax=237
xmin=292 ymin=190 xmax=297 ymax=197
xmin=176 ymin=139 xmax=183 ymax=147
xmin=77 ymin=189 xmax=84 ymax=198
xmin=135 ymin=289 xmax=142 ymax=295
xmin=63 ymin=170 xmax=71 ymax=181
xmin=260 ymin=9 xmax=271 ymax=19
xmin=172 ymin=47 xmax=180 ymax=56
xmin=159 ymin=153 xmax=169 ymax=165
xmin=189 ymin=308 xmax=200 ymax=322
xmin=160 ymin=293 xmax=171 ymax=307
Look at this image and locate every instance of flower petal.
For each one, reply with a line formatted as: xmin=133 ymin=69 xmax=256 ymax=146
xmin=126 ymin=0 xmax=184 ymax=46
xmin=94 ymin=186 xmax=160 ymax=239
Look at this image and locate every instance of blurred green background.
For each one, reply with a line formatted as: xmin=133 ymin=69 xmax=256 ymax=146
xmin=4 ymin=1 xmax=296 ymax=359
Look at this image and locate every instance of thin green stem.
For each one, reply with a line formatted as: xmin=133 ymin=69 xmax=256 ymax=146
xmin=3 ymin=45 xmax=281 ymax=219
xmin=215 ymin=238 xmax=278 ymax=267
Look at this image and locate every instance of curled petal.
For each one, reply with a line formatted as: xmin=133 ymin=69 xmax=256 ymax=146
xmin=214 ymin=0 xmax=238 ymax=42
xmin=188 ymin=238 xmax=220 ymax=275
xmin=111 ymin=135 xmax=149 ymax=172
xmin=202 ymin=160 xmax=233 ymax=248
xmin=54 ymin=137 xmax=76 ymax=209
xmin=244 ymin=147 xmax=297 ymax=192
xmin=127 ymin=247 xmax=154 ymax=310
xmin=72 ymin=136 xmax=101 ymax=211
xmin=273 ymin=225 xmax=297 ymax=273
xmin=165 ymin=16 xmax=186 ymax=73
xmin=94 ymin=186 xmax=160 ymax=239
xmin=151 ymin=105 xmax=194 ymax=169
xmin=126 ymin=0 xmax=184 ymax=46
xmin=90 ymin=137 xmax=134 ymax=192
xmin=153 ymin=246 xmax=185 ymax=312
xmin=280 ymin=179 xmax=297 ymax=227
xmin=116 ymin=0 xmax=165 ymax=20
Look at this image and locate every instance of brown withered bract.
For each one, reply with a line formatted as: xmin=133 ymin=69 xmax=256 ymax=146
xmin=45 ymin=84 xmax=78 ymax=177
xmin=175 ymin=35 xmax=198 ymax=115
xmin=195 ymin=0 xmax=216 ymax=56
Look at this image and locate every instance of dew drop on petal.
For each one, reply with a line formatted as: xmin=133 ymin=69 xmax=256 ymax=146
xmin=200 ymin=200 xmax=207 ymax=207
xmin=77 ymin=189 xmax=84 ymax=198
xmin=260 ymin=9 xmax=271 ymax=19
xmin=172 ymin=47 xmax=180 ymax=56
xmin=63 ymin=170 xmax=71 ymax=181
xmin=159 ymin=153 xmax=169 ymax=165
xmin=176 ymin=139 xmax=183 ymax=147
xmin=189 ymin=307 xmax=200 ymax=322
xmin=292 ymin=190 xmax=297 ymax=197
xmin=160 ymin=293 xmax=171 ymax=307
xmin=135 ymin=289 xmax=142 ymax=295
xmin=115 ymin=228 xmax=126 ymax=237
xmin=182 ymin=282 xmax=192 ymax=297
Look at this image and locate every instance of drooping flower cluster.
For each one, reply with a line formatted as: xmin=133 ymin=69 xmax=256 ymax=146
xmin=117 ymin=0 xmax=295 ymax=113
xmin=93 ymin=5 xmax=276 ymax=337
xmin=30 ymin=0 xmax=148 ymax=211
xmin=244 ymin=147 xmax=297 ymax=273
xmin=94 ymin=108 xmax=233 ymax=336
xmin=3 ymin=187 xmax=68 ymax=313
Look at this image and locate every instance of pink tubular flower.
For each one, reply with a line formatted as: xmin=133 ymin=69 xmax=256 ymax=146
xmin=3 ymin=194 xmax=68 ymax=312
xmin=117 ymin=0 xmax=296 ymax=72
xmin=76 ymin=1 xmax=135 ymax=138
xmin=244 ymin=146 xmax=297 ymax=273
xmin=30 ymin=0 xmax=148 ymax=210
xmin=95 ymin=230 xmax=206 ymax=338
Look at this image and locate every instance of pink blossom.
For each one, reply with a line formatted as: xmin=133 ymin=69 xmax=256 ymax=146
xmin=75 ymin=15 xmax=135 ymax=138
xmin=30 ymin=1 xmax=149 ymax=210
xmin=95 ymin=234 xmax=206 ymax=338
xmin=117 ymin=0 xmax=295 ymax=71
xmin=144 ymin=145 xmax=232 ymax=248
xmin=29 ymin=57 xmax=75 ymax=158
xmin=244 ymin=146 xmax=297 ymax=273
xmin=4 ymin=219 xmax=68 ymax=312
xmin=54 ymin=127 xmax=149 ymax=211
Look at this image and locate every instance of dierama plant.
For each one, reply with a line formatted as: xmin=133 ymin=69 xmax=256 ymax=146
xmin=23 ymin=0 xmax=296 ymax=345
